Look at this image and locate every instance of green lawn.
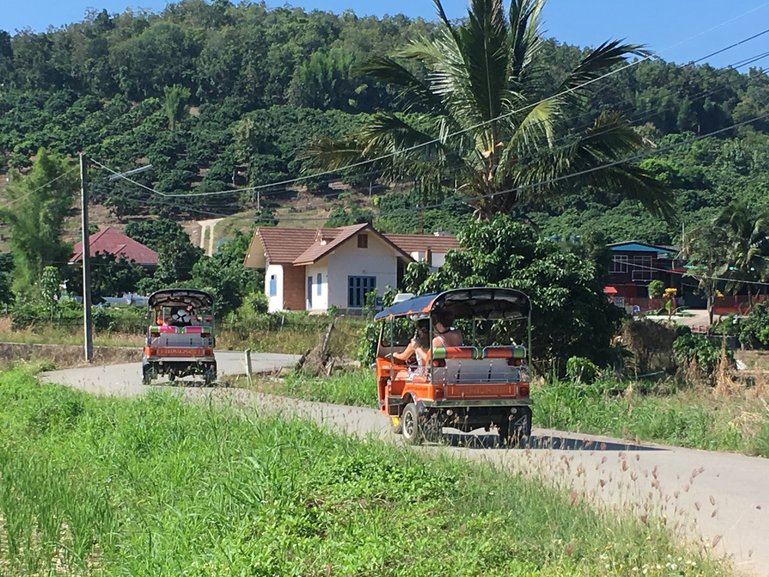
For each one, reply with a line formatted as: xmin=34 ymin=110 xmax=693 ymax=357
xmin=0 ymin=369 xmax=729 ymax=577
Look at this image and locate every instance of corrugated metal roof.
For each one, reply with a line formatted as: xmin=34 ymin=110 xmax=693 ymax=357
xmin=70 ymin=227 xmax=158 ymax=266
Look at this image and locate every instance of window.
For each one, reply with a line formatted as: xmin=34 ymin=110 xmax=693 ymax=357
xmin=268 ymin=275 xmax=277 ymax=297
xmin=357 ymin=234 xmax=368 ymax=249
xmin=348 ymin=276 xmax=376 ymax=308
xmin=631 ymin=256 xmax=653 ymax=281
xmin=307 ymin=276 xmax=313 ymax=308
xmin=316 ymin=273 xmax=322 ymax=296
xmin=611 ymin=255 xmax=629 ymax=273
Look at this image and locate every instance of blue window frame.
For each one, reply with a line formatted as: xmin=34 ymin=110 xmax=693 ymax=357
xmin=348 ymin=276 xmax=376 ymax=308
xmin=268 ymin=275 xmax=277 ymax=297
xmin=316 ymin=273 xmax=322 ymax=296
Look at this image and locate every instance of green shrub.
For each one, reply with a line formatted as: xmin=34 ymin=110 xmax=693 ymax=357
xmin=647 ymin=279 xmax=664 ymax=299
xmin=672 ymin=333 xmax=733 ymax=378
xmin=240 ymin=291 xmax=269 ymax=316
xmin=565 ymin=356 xmax=600 ymax=384
xmin=739 ymin=301 xmax=769 ymax=348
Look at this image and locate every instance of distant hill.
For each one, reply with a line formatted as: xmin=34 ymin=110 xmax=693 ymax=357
xmin=1 ymin=1 xmax=768 ymax=245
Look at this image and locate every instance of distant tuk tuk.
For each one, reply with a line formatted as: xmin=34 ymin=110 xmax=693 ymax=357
xmin=142 ymin=289 xmax=217 ymax=385
xmin=374 ymin=287 xmax=532 ymax=445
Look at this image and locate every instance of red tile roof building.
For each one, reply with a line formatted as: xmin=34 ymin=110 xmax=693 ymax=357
xmin=69 ymin=227 xmax=158 ymax=266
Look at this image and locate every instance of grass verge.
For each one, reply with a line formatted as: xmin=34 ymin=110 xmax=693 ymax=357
xmin=0 ymin=369 xmax=729 ymax=577
xmin=241 ymin=369 xmax=769 ymax=458
xmin=534 ymin=378 xmax=769 ymax=457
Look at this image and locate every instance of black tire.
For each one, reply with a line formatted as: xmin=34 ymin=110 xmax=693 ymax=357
xmin=142 ymin=365 xmax=153 ymax=386
xmin=401 ymin=403 xmax=422 ymax=445
xmin=204 ymin=367 xmax=216 ymax=386
xmin=422 ymin=413 xmax=444 ymax=444
xmin=499 ymin=408 xmax=532 ymax=447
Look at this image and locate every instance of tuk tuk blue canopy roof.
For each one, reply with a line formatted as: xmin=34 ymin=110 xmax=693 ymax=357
xmin=374 ymin=288 xmax=530 ymax=321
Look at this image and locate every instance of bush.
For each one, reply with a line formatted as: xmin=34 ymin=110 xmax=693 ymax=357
xmin=739 ymin=301 xmax=769 ymax=348
xmin=672 ymin=333 xmax=733 ymax=379
xmin=565 ymin=356 xmax=600 ymax=384
xmin=647 ymin=279 xmax=664 ymax=299
xmin=241 ymin=291 xmax=269 ymax=316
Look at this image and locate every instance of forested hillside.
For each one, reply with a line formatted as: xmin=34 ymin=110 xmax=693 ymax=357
xmin=1 ymin=0 xmax=768 ymax=242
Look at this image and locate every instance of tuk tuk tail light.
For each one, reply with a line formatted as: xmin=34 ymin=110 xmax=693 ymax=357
xmin=507 ymin=358 xmax=524 ymax=366
xmin=432 ymin=359 xmax=446 ymax=368
xmin=519 ymin=385 xmax=530 ymax=397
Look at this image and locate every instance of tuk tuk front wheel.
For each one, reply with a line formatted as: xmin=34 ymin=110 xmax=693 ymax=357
xmin=401 ymin=403 xmax=422 ymax=445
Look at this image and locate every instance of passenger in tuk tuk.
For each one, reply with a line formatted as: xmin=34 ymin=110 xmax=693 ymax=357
xmin=393 ymin=319 xmax=430 ymax=366
xmin=431 ymin=310 xmax=463 ymax=348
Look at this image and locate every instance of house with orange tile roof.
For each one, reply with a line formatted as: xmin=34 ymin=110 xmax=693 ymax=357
xmin=244 ymin=224 xmax=459 ymax=313
xmin=69 ymin=227 xmax=158 ymax=267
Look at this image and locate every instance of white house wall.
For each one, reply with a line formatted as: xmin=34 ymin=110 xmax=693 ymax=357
xmin=408 ymin=250 xmax=447 ymax=270
xmin=326 ymin=236 xmax=399 ymax=310
xmin=265 ymin=264 xmax=284 ymax=313
xmin=305 ymin=263 xmax=329 ymax=312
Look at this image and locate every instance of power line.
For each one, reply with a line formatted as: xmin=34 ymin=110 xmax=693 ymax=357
xmin=2 ymin=165 xmax=80 ymax=207
xmin=623 ymin=259 xmax=769 ymax=288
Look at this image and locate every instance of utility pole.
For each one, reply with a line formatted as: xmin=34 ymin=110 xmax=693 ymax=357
xmin=80 ymin=153 xmax=93 ymax=363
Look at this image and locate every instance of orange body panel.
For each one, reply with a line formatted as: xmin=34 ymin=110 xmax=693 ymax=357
xmin=145 ymin=346 xmax=213 ymax=358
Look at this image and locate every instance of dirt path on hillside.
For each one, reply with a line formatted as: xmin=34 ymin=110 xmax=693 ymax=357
xmin=41 ymin=357 xmax=769 ymax=577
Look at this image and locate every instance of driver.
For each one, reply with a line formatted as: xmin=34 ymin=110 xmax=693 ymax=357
xmin=393 ymin=319 xmax=430 ymax=366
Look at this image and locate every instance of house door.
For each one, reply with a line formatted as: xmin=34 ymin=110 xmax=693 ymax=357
xmin=307 ymin=276 xmax=313 ymax=309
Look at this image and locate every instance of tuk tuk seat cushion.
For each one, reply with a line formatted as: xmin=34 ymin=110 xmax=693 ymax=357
xmin=482 ymin=346 xmax=526 ymax=359
xmin=432 ymin=346 xmax=479 ymax=360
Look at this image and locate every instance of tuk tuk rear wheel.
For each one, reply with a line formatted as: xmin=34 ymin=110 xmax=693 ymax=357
xmin=401 ymin=403 xmax=422 ymax=445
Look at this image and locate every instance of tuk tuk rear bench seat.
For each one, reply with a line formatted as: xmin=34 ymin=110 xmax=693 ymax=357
xmin=148 ymin=325 xmax=214 ymax=348
xmin=431 ymin=346 xmax=526 ymax=384
xmin=432 ymin=346 xmax=489 ymax=384
xmin=482 ymin=346 xmax=526 ymax=383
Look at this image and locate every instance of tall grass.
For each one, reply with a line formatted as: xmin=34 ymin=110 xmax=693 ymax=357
xmin=0 ymin=311 xmax=367 ymax=356
xmin=245 ymin=368 xmax=377 ymax=408
xmin=534 ymin=378 xmax=769 ymax=457
xmin=244 ymin=367 xmax=769 ymax=458
xmin=0 ymin=369 xmax=730 ymax=577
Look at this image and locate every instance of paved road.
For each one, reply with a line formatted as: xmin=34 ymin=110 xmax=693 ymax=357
xmin=42 ymin=355 xmax=769 ymax=577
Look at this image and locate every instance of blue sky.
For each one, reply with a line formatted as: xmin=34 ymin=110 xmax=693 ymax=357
xmin=4 ymin=0 xmax=769 ymax=70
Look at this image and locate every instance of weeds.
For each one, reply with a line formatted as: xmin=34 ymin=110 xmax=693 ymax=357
xmin=0 ymin=369 xmax=731 ymax=576
xmin=533 ymin=375 xmax=769 ymax=456
xmin=243 ymin=369 xmax=377 ymax=408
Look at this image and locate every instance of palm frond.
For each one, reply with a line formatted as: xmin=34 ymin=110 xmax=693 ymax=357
xmin=299 ymin=137 xmax=368 ymax=172
xmin=508 ymin=0 xmax=545 ymax=82
xmin=556 ymin=40 xmax=650 ymax=105
xmin=432 ymin=0 xmax=461 ymax=45
xmin=516 ymin=112 xmax=674 ymax=219
xmin=358 ymin=55 xmax=447 ymax=114
xmin=459 ymin=0 xmax=510 ymax=124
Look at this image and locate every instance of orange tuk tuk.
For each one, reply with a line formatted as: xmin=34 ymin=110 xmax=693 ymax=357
xmin=142 ymin=289 xmax=217 ymax=385
xmin=374 ymin=287 xmax=532 ymax=445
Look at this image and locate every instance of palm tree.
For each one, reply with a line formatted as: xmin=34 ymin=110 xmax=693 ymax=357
xmin=714 ymin=201 xmax=769 ymax=305
xmin=680 ymin=223 xmax=730 ymax=326
xmin=304 ymin=0 xmax=672 ymax=220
